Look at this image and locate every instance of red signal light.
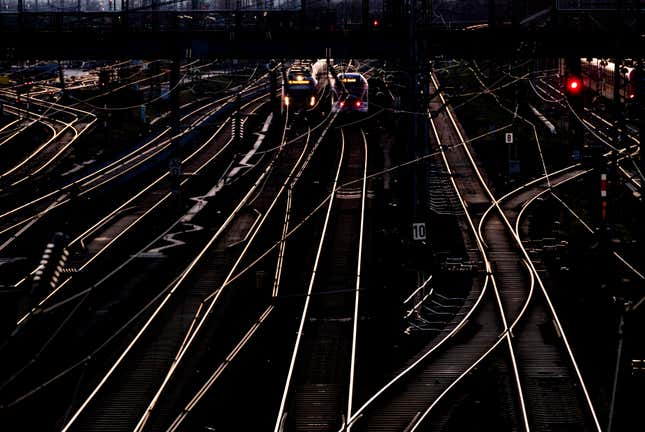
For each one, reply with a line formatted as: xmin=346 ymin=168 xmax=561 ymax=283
xmin=373 ymin=19 xmax=379 ymax=27
xmin=567 ymin=77 xmax=582 ymax=94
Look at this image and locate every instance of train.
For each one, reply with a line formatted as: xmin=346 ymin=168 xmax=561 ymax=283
xmin=580 ymin=58 xmax=637 ymax=103
xmin=280 ymin=60 xmax=369 ymax=114
xmin=282 ymin=64 xmax=318 ymax=111
xmin=331 ymin=72 xmax=369 ymax=113
xmin=10 ymin=62 xmax=59 ymax=82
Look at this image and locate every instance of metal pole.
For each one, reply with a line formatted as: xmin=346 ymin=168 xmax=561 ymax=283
xmin=420 ymin=48 xmax=430 ymax=213
xmin=57 ymin=60 xmax=66 ymax=102
xmin=638 ymin=59 xmax=644 ymax=192
xmin=488 ymin=0 xmax=496 ymax=29
xmin=566 ymin=57 xmax=583 ymax=161
xmin=409 ymin=0 xmax=419 ymax=216
xmin=170 ymin=56 xmax=181 ymax=196
xmin=362 ymin=0 xmax=369 ymax=30
xmin=607 ymin=307 xmax=626 ymax=432
xmin=611 ymin=0 xmax=624 ymax=230
xmin=301 ymin=0 xmax=306 ymax=29
xmin=17 ymin=0 xmax=23 ymax=30
xmin=607 ymin=8 xmax=627 ymax=428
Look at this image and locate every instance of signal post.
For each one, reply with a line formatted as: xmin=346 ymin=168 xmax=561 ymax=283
xmin=565 ymin=57 xmax=584 ymax=163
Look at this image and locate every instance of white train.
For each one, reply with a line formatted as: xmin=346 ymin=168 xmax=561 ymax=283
xmin=580 ymin=58 xmax=636 ymax=102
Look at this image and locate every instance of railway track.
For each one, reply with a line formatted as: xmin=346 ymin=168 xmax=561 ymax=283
xmin=125 ymin=110 xmax=310 ymax=432
xmin=1 ymin=90 xmax=270 ymax=335
xmin=2 ymin=58 xmax=632 ymax=431
xmin=50 ymin=105 xmax=325 ymax=431
xmin=0 ymin=95 xmax=280 ymax=429
xmin=413 ymin=72 xmax=601 ymax=431
xmin=271 ymin=125 xmax=369 ymax=432
xmin=531 ymin=76 xmax=645 ymax=276
xmin=340 ymin=69 xmax=603 ymax=432
xmin=0 ymin=80 xmax=269 ymax=303
xmin=0 ymin=92 xmax=273 ymax=389
xmin=0 ymin=104 xmax=282 ymax=429
xmin=153 ymin=111 xmax=344 ymax=431
xmin=0 ymin=80 xmax=263 ymax=231
xmin=343 ymin=75 xmax=501 ymax=432
xmin=533 ymin=77 xmax=641 ymax=191
xmin=0 ymin=95 xmax=96 ymax=189
xmin=135 ymin=115 xmax=327 ymax=431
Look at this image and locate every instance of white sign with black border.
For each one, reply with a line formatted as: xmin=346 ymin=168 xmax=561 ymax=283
xmin=412 ymin=222 xmax=427 ymax=241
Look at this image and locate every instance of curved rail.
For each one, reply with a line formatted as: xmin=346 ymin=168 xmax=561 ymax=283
xmin=427 ymin=70 xmax=603 ymax=432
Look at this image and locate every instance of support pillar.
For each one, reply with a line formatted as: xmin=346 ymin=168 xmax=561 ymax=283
xmin=566 ymin=57 xmax=584 ymax=161
xmin=362 ymin=0 xmax=369 ymax=31
xmin=300 ymin=0 xmax=306 ymax=29
xmin=488 ymin=0 xmax=496 ymax=29
xmin=511 ymin=0 xmax=525 ymax=30
xmin=169 ymin=56 xmax=182 ymax=196
xmin=610 ymin=0 xmax=624 ymax=233
xmin=637 ymin=60 xmax=644 ymax=192
xmin=405 ymin=0 xmax=430 ymax=221
xmin=269 ymin=63 xmax=279 ymax=121
xmin=407 ymin=0 xmax=419 ymax=216
xmin=609 ymin=52 xmax=623 ymax=228
xmin=17 ymin=0 xmax=23 ymax=30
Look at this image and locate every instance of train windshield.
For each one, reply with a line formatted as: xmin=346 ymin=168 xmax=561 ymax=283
xmin=336 ymin=75 xmax=365 ymax=94
xmin=287 ymin=73 xmax=313 ymax=90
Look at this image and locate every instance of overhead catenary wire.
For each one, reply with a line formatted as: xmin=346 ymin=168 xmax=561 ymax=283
xmin=1 ymin=67 xmax=529 ymax=415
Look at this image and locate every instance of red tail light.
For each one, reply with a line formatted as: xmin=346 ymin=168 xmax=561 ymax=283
xmin=355 ymin=101 xmax=362 ymax=108
xmin=339 ymin=101 xmax=345 ymax=108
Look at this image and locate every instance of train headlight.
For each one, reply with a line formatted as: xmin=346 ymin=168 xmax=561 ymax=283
xmin=309 ymin=96 xmax=316 ymax=107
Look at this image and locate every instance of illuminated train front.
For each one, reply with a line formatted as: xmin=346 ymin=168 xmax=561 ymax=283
xmin=331 ymin=72 xmax=369 ymax=113
xmin=282 ymin=66 xmax=318 ymax=111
